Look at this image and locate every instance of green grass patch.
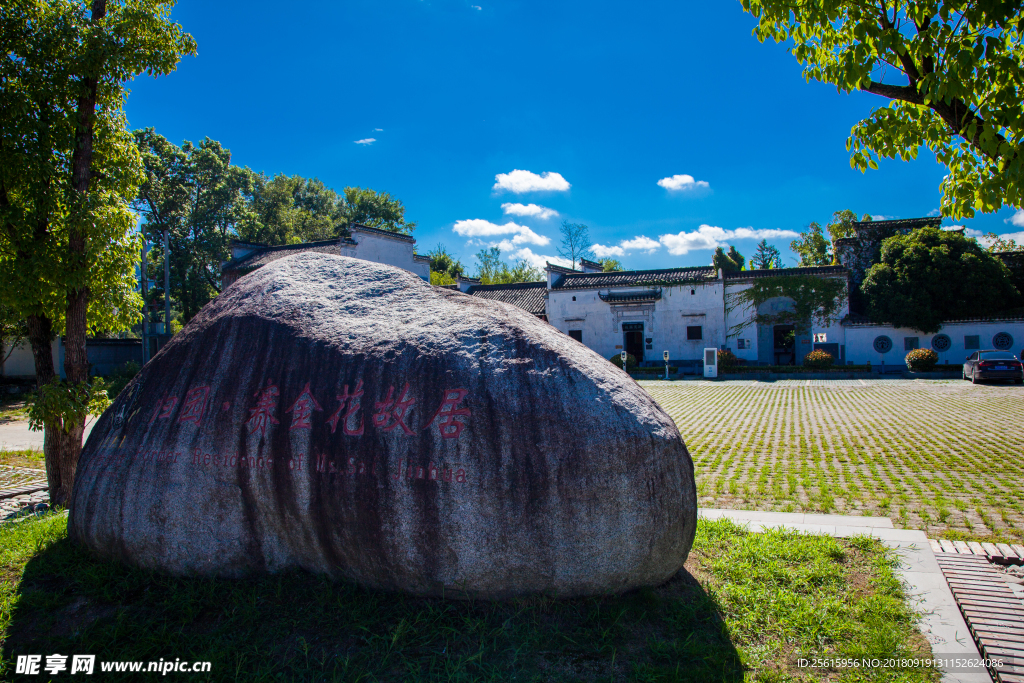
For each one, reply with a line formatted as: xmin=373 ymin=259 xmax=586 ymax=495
xmin=0 ymin=397 xmax=29 ymax=423
xmin=0 ymin=449 xmax=44 ymax=471
xmin=0 ymin=515 xmax=935 ymax=682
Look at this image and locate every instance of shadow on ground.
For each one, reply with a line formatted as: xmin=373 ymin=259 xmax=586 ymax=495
xmin=3 ymin=533 xmax=743 ymax=682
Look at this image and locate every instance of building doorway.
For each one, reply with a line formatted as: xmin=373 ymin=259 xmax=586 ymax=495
xmin=773 ymin=325 xmax=796 ymax=365
xmin=622 ymin=322 xmax=645 ymax=362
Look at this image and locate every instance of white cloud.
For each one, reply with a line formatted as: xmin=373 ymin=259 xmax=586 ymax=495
xmin=592 ymin=244 xmax=625 ymax=258
xmin=508 ymin=247 xmax=571 ymax=270
xmin=373 ymin=128 xmax=383 ymax=132
xmin=354 ymin=138 xmax=376 ymax=145
xmin=452 ymin=219 xmax=550 ymax=246
xmin=657 ymin=174 xmax=710 ymax=192
xmin=866 ymin=214 xmax=895 ymax=221
xmin=1005 ymin=209 xmax=1024 ymax=227
xmin=621 ymin=236 xmax=661 ymax=253
xmin=493 ymin=169 xmax=570 ymax=194
xmin=658 ymin=225 xmax=800 ymax=256
xmin=471 ymin=4 xmax=481 ymax=8
xmin=927 ymin=208 xmax=941 ymax=217
xmin=501 ymin=202 xmax=559 ymax=220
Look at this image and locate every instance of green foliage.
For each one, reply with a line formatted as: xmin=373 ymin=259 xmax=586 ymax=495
xmin=609 ymin=351 xmax=638 ymax=370
xmin=712 ymin=245 xmax=745 ymax=272
xmin=26 ymin=378 xmax=111 ymax=433
xmin=426 ymin=243 xmax=464 ymax=285
xmin=0 ymin=306 xmax=27 ymax=364
xmin=338 ymin=186 xmax=415 ymax=235
xmin=985 ymin=231 xmax=1024 ymax=252
xmin=238 ymin=173 xmax=341 ymax=246
xmin=862 ymin=227 xmax=1021 ymax=333
xmin=718 ymin=348 xmax=739 ymax=370
xmin=804 ymin=349 xmax=836 ymax=369
xmin=740 ymin=0 xmax=1024 ymax=219
xmin=791 ymin=222 xmax=833 ymax=266
xmin=750 ymin=239 xmax=783 ymax=269
xmin=101 ymin=360 xmax=140 ymax=399
xmin=728 ymin=274 xmax=848 ymax=335
xmin=906 ymin=348 xmax=939 ymax=371
xmin=557 ymin=221 xmax=594 ymax=270
xmin=599 ymin=257 xmax=624 ymax=272
xmin=473 ymin=246 xmax=542 ymax=284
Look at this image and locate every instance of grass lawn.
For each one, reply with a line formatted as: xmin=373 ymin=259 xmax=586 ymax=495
xmin=641 ymin=379 xmax=1024 ymax=543
xmin=0 ymin=398 xmax=28 ymax=424
xmin=0 ymin=449 xmax=44 ymax=472
xmin=0 ymin=514 xmax=935 ymax=682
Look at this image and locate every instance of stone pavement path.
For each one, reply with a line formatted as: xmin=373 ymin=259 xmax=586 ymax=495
xmin=0 ymin=465 xmax=49 ymax=522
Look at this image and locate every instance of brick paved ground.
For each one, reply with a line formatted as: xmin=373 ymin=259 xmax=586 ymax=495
xmin=0 ymin=465 xmax=48 ymax=522
xmin=640 ymin=378 xmax=1024 ymax=541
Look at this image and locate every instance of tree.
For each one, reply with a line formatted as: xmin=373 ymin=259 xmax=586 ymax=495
xmin=599 ymin=258 xmax=624 ymax=272
xmin=0 ymin=0 xmax=196 ymax=506
xmin=862 ymin=227 xmax=1021 ymax=333
xmin=427 ymin=244 xmax=464 ymax=285
xmin=750 ymin=240 xmax=783 ymax=269
xmin=985 ymin=232 xmax=1023 ymax=252
xmin=338 ymin=187 xmax=415 ymax=235
xmin=712 ymin=246 xmax=745 ymax=273
xmin=133 ymin=130 xmax=257 ymax=323
xmin=741 ymin=1 xmax=1024 ymax=218
xmin=557 ymin=221 xmax=594 ymax=270
xmin=791 ymin=222 xmax=832 ymax=266
xmin=0 ymin=305 xmax=27 ymax=367
xmin=473 ymin=247 xmax=542 ymax=284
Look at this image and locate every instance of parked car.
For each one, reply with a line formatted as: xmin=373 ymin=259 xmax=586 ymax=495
xmin=963 ymin=350 xmax=1024 ymax=384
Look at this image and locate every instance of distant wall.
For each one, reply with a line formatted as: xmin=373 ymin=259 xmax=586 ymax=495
xmin=1 ymin=338 xmax=141 ymax=379
xmin=845 ymin=319 xmax=1024 ymax=366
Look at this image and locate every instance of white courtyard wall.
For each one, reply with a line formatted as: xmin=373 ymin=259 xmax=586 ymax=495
xmin=845 ymin=320 xmax=1024 ymax=366
xmin=340 ymin=230 xmax=430 ymax=281
xmin=546 ymin=281 xmax=727 ymax=363
xmin=1 ymin=339 xmax=60 ymax=378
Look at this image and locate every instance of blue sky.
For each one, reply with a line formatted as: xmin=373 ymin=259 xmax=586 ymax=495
xmin=126 ymin=0 xmax=1024 ymax=272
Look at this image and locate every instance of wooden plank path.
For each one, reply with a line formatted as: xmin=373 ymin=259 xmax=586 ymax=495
xmin=932 ymin=538 xmax=1024 ymax=564
xmin=934 ymin=553 xmax=1024 ymax=683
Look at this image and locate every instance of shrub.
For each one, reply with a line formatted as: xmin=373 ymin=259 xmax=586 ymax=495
xmin=609 ymin=352 xmax=637 ymax=371
xmin=905 ymin=348 xmax=938 ymax=372
xmin=717 ymin=349 xmax=738 ymax=371
xmin=101 ymin=361 xmax=141 ymax=399
xmin=803 ymin=349 xmax=834 ymax=369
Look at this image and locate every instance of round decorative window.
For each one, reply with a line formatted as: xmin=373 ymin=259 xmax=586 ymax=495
xmin=873 ymin=335 xmax=893 ymax=354
xmin=931 ymin=334 xmax=952 ymax=352
xmin=992 ymin=332 xmax=1013 ymax=350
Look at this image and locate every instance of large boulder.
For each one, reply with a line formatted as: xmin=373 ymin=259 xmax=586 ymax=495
xmin=69 ymin=254 xmax=696 ymax=599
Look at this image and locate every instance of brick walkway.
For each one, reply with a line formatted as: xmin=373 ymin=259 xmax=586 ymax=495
xmin=0 ymin=465 xmax=49 ymax=522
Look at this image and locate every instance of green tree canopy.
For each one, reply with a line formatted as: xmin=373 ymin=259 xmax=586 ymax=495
xmin=599 ymin=257 xmax=624 ymax=272
xmin=862 ymin=227 xmax=1022 ymax=332
xmin=338 ymin=187 xmax=415 ymax=236
xmin=473 ymin=247 xmax=542 ymax=284
xmin=426 ymin=244 xmax=464 ymax=285
xmin=712 ymin=246 xmax=745 ymax=273
xmin=791 ymin=222 xmax=832 ymax=266
xmin=750 ymin=240 xmax=783 ymax=269
xmin=741 ymin=1 xmax=1024 ymax=218
xmin=0 ymin=0 xmax=195 ymax=505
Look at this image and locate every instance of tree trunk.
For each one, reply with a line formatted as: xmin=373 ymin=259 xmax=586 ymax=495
xmin=25 ymin=315 xmax=76 ymax=506
xmin=45 ymin=0 xmax=106 ymax=509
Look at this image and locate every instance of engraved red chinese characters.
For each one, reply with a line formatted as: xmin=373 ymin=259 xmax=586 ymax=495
xmin=326 ymin=380 xmax=364 ymax=435
xmin=423 ymin=388 xmax=470 ymax=438
xmin=177 ymin=386 xmax=210 ymax=426
xmin=372 ymin=382 xmax=416 ymax=435
xmin=246 ymin=380 xmax=280 ymax=437
xmin=285 ymin=382 xmax=322 ymax=430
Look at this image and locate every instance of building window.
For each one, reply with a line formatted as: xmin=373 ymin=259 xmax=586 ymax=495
xmin=993 ymin=332 xmax=1013 ymax=350
xmin=687 ymin=326 xmax=703 ymax=341
xmin=964 ymin=335 xmax=980 ymax=350
xmin=568 ymin=330 xmax=582 ymax=343
xmin=931 ymin=334 xmax=951 ymax=352
xmin=571 ymin=296 xmax=576 ymax=301
xmin=873 ymin=335 xmax=892 ymax=353
xmin=690 ymin=289 xmax=695 ymax=295
xmin=737 ymin=339 xmax=746 ymax=350
xmin=904 ymin=336 xmax=919 ymax=351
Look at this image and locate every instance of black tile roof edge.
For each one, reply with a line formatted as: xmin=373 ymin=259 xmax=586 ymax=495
xmin=844 ymin=313 xmax=1024 ymax=326
xmin=457 ymin=276 xmax=482 ymax=283
xmin=579 ymin=258 xmax=602 ymax=268
xmin=724 ymin=266 xmax=848 ymax=280
xmin=550 ymin=265 xmax=717 ymax=286
xmin=465 ymin=281 xmax=547 ymax=293
xmin=851 ymin=217 xmax=943 ymax=230
xmin=228 ymin=239 xmax=269 ymax=248
xmin=546 ymin=262 xmax=578 ymax=274
xmin=222 ymin=239 xmax=341 ymax=271
xmin=350 ymin=223 xmax=415 ymax=242
xmin=412 ymin=254 xmax=431 ymax=262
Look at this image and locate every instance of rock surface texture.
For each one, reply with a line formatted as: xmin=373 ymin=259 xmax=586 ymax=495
xmin=69 ymin=254 xmax=697 ymax=598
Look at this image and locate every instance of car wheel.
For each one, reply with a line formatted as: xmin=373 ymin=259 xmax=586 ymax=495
xmin=972 ymin=370 xmax=979 ymax=384
xmin=963 ymin=369 xmax=968 ymax=380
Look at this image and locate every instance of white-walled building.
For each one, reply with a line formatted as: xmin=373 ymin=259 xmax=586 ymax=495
xmin=221 ymin=224 xmax=430 ymax=287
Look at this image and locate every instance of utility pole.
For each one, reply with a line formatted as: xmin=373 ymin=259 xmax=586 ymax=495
xmin=163 ymin=229 xmax=170 ymax=337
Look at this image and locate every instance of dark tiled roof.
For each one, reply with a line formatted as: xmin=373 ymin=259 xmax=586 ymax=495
xmin=843 ymin=308 xmax=1024 ymax=326
xmin=546 ymin=262 xmax=577 ymax=275
xmin=725 ymin=265 xmax=848 ymax=280
xmin=852 ymin=217 xmax=942 ymax=232
xmin=465 ymin=281 xmax=547 ymax=316
xmin=552 ymin=266 xmax=717 ymax=290
xmin=598 ymin=289 xmax=662 ymax=303
xmin=350 ymin=223 xmax=415 ymax=242
xmin=222 ymin=239 xmax=342 ymax=272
